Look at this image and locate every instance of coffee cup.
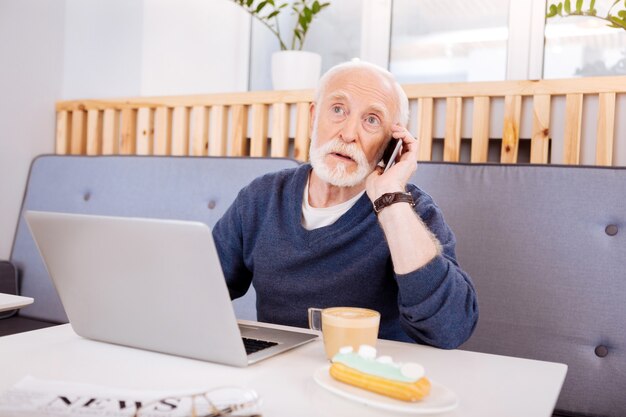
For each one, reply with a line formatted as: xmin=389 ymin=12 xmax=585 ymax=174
xmin=307 ymin=307 xmax=380 ymax=359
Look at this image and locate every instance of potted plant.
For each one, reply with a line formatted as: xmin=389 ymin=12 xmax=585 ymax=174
xmin=231 ymin=0 xmax=331 ymax=90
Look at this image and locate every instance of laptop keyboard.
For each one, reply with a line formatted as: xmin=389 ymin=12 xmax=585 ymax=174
xmin=243 ymin=337 xmax=278 ymax=355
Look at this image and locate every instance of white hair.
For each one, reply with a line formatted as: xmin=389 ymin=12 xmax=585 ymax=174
xmin=314 ymin=60 xmax=409 ymax=127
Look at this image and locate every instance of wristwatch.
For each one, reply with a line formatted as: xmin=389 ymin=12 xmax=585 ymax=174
xmin=373 ymin=191 xmax=415 ymax=214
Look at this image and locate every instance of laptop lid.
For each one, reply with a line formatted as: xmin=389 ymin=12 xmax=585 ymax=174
xmin=24 ymin=210 xmax=316 ymax=367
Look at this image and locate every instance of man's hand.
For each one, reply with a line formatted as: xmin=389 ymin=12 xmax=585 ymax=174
xmin=366 ymin=125 xmax=439 ymax=274
xmin=366 ymin=125 xmax=419 ymax=202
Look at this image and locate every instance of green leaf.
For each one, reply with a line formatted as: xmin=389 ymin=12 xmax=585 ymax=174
xmin=312 ymin=1 xmax=320 ymax=13
xmin=564 ymin=0 xmax=571 ymax=13
xmin=267 ymin=10 xmax=280 ymax=19
xmin=547 ymin=4 xmax=558 ymax=17
xmin=608 ymin=15 xmax=626 ymax=28
xmin=575 ymin=0 xmax=583 ymax=12
xmin=299 ymin=15 xmax=309 ymax=31
xmin=590 ymin=0 xmax=596 ymax=10
xmin=255 ymin=1 xmax=267 ymax=13
xmin=557 ymin=3 xmax=563 ymax=15
xmin=304 ymin=7 xmax=313 ymax=21
xmin=620 ymin=10 xmax=626 ymax=18
xmin=246 ymin=0 xmax=254 ymax=7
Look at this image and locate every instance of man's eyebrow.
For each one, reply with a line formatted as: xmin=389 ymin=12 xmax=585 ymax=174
xmin=368 ymin=103 xmax=388 ymax=118
xmin=327 ymin=91 xmax=349 ymax=102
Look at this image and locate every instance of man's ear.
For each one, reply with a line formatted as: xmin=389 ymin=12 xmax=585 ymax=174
xmin=309 ymin=102 xmax=316 ymax=133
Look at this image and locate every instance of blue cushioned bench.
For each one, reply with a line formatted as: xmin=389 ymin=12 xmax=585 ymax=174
xmin=2 ymin=156 xmax=625 ymax=417
xmin=412 ymin=163 xmax=625 ymax=417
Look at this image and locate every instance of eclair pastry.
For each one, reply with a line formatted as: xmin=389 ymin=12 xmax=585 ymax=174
xmin=329 ymin=345 xmax=431 ymax=402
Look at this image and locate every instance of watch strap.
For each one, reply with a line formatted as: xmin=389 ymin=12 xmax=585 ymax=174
xmin=373 ymin=192 xmax=415 ymax=214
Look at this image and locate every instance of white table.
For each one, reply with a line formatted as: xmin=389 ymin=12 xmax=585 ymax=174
xmin=0 ymin=293 xmax=33 ymax=313
xmin=0 ymin=324 xmax=566 ymax=417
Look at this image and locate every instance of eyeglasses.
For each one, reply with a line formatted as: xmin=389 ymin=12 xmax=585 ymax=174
xmin=133 ymin=386 xmax=262 ymax=417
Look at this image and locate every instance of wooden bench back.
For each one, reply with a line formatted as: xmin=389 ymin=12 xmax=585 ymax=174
xmin=55 ymin=76 xmax=626 ymax=166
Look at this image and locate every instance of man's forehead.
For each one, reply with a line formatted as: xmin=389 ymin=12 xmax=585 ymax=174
xmin=321 ymin=69 xmax=397 ymax=116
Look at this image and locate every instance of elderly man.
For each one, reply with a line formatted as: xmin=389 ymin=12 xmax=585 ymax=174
xmin=213 ymin=61 xmax=478 ymax=349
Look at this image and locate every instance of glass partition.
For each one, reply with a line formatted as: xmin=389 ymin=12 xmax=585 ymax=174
xmin=390 ymin=0 xmax=510 ymax=83
xmin=544 ymin=0 xmax=626 ymax=78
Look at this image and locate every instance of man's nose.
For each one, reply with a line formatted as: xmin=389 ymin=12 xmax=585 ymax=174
xmin=339 ymin=115 xmax=359 ymax=143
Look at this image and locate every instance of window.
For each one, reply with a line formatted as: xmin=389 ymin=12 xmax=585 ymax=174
xmin=390 ymin=0 xmax=510 ymax=83
xmin=544 ymin=0 xmax=626 ymax=78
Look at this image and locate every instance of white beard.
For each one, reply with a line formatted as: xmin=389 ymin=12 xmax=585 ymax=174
xmin=309 ymin=125 xmax=377 ymax=187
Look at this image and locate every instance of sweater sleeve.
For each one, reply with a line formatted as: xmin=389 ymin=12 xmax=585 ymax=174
xmin=212 ymin=191 xmax=253 ymax=300
xmin=394 ymin=188 xmax=479 ymax=349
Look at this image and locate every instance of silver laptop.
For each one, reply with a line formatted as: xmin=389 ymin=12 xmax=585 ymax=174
xmin=25 ymin=210 xmax=317 ymax=367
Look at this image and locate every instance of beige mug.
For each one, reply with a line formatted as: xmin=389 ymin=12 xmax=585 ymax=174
xmin=307 ymin=307 xmax=380 ymax=359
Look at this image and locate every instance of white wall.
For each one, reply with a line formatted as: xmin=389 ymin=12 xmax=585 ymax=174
xmin=141 ymin=0 xmax=250 ymax=95
xmin=0 ymin=0 xmax=250 ymax=260
xmin=62 ymin=0 xmax=249 ymax=99
xmin=62 ymin=0 xmax=144 ymax=99
xmin=0 ymin=0 xmax=66 ymax=259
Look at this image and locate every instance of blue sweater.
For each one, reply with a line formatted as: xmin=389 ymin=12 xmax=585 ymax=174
xmin=213 ymin=164 xmax=478 ymax=348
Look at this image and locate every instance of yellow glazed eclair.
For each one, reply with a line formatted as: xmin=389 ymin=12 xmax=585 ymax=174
xmin=329 ymin=345 xmax=431 ymax=402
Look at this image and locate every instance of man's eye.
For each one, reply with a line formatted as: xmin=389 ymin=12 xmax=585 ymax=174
xmin=332 ymin=106 xmax=344 ymax=115
xmin=366 ymin=116 xmax=380 ymax=125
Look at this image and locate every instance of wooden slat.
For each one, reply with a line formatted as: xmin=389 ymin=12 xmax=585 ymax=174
xmin=271 ymin=103 xmax=290 ymax=157
xmin=294 ymin=102 xmax=311 ymax=162
xmin=57 ymin=90 xmax=316 ymax=111
xmin=120 ymin=108 xmax=137 ymax=155
xmin=191 ymin=106 xmax=209 ymax=156
xmin=416 ymin=98 xmax=434 ymax=161
xmin=251 ymin=104 xmax=269 ymax=157
xmin=401 ymin=76 xmax=626 ymax=99
xmin=500 ymin=95 xmax=522 ymax=163
xmin=563 ymin=93 xmax=583 ymax=165
xmin=230 ymin=105 xmax=249 ymax=157
xmin=154 ymin=107 xmax=172 ymax=156
xmin=70 ymin=110 xmax=87 ymax=155
xmin=55 ymin=111 xmax=70 ymax=154
xmin=56 ymin=76 xmax=626 ymax=113
xmin=443 ymin=97 xmax=462 ymax=162
xmin=136 ymin=108 xmax=153 ymax=155
xmin=54 ymin=75 xmax=626 ymax=168
xmin=86 ymin=109 xmax=102 ymax=155
xmin=530 ymin=95 xmax=551 ymax=164
xmin=171 ymin=106 xmax=189 ymax=156
xmin=471 ymin=97 xmax=490 ymax=163
xmin=595 ymin=92 xmax=616 ymax=166
xmin=208 ymin=105 xmax=228 ymax=156
xmin=102 ymin=109 xmax=120 ymax=155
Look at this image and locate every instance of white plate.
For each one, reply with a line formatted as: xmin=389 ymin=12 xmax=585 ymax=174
xmin=313 ymin=365 xmax=458 ymax=414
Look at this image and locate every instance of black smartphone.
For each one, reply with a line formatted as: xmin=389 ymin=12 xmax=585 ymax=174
xmin=380 ymin=138 xmax=402 ymax=172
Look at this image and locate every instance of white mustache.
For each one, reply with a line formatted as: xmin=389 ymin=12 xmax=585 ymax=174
xmin=316 ymin=139 xmax=369 ymax=167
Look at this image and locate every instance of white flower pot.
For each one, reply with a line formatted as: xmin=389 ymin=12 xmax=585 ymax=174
xmin=271 ymin=51 xmax=322 ymax=90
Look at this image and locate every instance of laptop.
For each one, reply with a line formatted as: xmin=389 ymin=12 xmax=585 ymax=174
xmin=24 ymin=210 xmax=317 ymax=367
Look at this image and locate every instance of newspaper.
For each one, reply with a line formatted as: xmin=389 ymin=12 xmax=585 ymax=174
xmin=0 ymin=376 xmax=214 ymax=417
